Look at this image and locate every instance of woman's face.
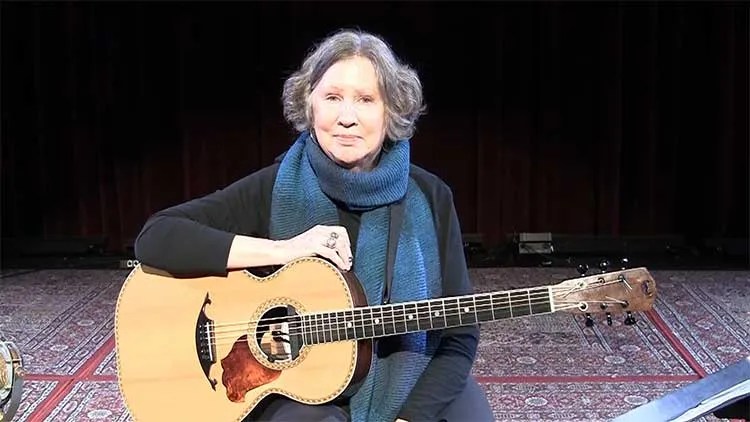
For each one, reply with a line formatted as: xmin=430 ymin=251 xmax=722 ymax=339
xmin=310 ymin=56 xmax=387 ymax=172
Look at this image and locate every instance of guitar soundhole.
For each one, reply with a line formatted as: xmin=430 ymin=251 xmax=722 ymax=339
xmin=256 ymin=306 xmax=304 ymax=364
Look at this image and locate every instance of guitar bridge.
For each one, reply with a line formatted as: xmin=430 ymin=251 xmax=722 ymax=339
xmin=195 ymin=293 xmax=218 ymax=390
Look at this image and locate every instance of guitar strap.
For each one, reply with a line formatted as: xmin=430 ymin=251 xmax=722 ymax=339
xmin=383 ymin=198 xmax=406 ymax=305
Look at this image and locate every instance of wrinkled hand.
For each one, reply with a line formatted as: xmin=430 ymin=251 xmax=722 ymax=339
xmin=279 ymin=225 xmax=353 ymax=271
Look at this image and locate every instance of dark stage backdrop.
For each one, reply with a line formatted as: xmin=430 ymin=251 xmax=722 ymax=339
xmin=2 ymin=2 xmax=748 ymax=254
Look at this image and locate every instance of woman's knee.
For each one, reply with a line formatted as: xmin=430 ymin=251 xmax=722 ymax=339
xmin=245 ymin=397 xmax=349 ymax=422
xmin=437 ymin=377 xmax=493 ymax=422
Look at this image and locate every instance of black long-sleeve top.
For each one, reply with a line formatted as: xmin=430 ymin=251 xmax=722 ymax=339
xmin=134 ymin=162 xmax=480 ymax=421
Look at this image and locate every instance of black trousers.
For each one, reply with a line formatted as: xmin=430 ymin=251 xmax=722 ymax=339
xmin=248 ymin=377 xmax=493 ymax=422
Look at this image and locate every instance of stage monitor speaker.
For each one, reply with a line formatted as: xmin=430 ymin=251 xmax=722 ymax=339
xmin=518 ymin=232 xmax=553 ymax=254
xmin=613 ymin=355 xmax=750 ymax=422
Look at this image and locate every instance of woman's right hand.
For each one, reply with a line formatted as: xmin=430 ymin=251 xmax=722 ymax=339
xmin=276 ymin=225 xmax=353 ymax=271
xmin=227 ymin=225 xmax=353 ymax=272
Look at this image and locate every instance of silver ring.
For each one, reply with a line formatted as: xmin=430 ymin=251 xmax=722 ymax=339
xmin=325 ymin=236 xmax=337 ymax=249
xmin=330 ymin=232 xmax=339 ymax=239
xmin=348 ymin=256 xmax=353 ymax=263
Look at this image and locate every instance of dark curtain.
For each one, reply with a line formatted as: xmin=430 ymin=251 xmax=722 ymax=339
xmin=2 ymin=2 xmax=747 ymax=253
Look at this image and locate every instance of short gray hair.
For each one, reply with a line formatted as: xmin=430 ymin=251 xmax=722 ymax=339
xmin=282 ymin=29 xmax=425 ymax=141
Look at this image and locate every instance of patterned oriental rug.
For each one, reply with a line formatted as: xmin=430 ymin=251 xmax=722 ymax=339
xmin=1 ymin=267 xmax=748 ymax=421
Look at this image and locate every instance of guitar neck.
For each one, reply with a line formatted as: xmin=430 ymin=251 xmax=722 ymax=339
xmin=301 ymin=286 xmax=553 ymax=345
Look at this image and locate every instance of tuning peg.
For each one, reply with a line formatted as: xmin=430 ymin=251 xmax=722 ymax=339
xmin=599 ymin=260 xmax=610 ymax=273
xmin=606 ymin=312 xmax=613 ymax=326
xmin=620 ymin=258 xmax=629 ymax=269
xmin=624 ymin=311 xmax=637 ymax=325
xmin=584 ymin=313 xmax=594 ymax=327
xmin=577 ymin=264 xmax=589 ymax=276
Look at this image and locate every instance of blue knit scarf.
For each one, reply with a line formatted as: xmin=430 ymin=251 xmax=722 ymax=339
xmin=269 ymin=131 xmax=442 ymax=422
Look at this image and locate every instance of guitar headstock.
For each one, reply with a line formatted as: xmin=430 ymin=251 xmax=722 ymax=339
xmin=551 ymin=264 xmax=657 ymax=326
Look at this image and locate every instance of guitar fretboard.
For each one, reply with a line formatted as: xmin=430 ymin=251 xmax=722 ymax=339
xmin=301 ymin=287 xmax=552 ymax=345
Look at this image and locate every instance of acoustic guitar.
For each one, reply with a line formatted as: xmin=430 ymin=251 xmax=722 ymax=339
xmin=114 ymin=257 xmax=657 ymax=421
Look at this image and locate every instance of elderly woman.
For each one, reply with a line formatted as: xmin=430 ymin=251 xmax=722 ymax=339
xmin=135 ymin=29 xmax=493 ymax=422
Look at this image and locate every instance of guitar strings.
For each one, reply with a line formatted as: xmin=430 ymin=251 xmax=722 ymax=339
xmin=206 ymin=288 xmax=560 ymax=336
xmin=203 ymin=282 xmax=624 ymax=347
xmin=206 ymin=283 xmax=589 ymax=334
xmin=203 ymin=281 xmax=615 ymax=338
xmin=206 ymin=280 xmax=616 ymax=335
xmin=206 ymin=294 xmax=555 ymax=343
xmin=206 ymin=301 xmax=586 ymax=348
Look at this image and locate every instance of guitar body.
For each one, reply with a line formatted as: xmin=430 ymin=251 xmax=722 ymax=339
xmin=115 ymin=257 xmax=372 ymax=422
